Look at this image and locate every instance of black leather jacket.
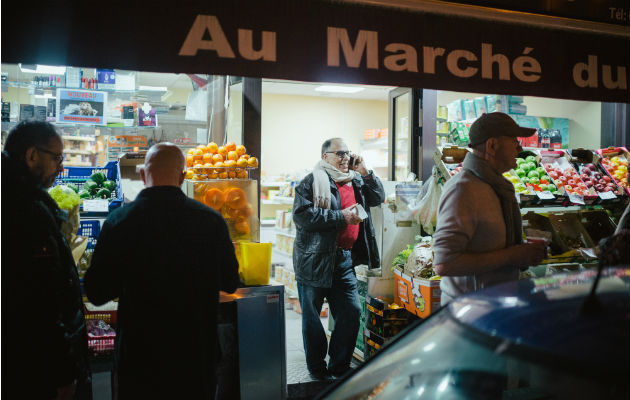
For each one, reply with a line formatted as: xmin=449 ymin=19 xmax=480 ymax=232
xmin=292 ymin=171 xmax=385 ymax=288
xmin=1 ymin=152 xmax=90 ymax=399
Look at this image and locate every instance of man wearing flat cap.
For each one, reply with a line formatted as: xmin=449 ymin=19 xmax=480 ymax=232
xmin=433 ymin=112 xmax=546 ymax=304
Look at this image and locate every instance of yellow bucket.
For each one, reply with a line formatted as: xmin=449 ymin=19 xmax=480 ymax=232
xmin=235 ymin=242 xmax=272 ymax=285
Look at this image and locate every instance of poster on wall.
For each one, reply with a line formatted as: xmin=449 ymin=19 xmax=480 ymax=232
xmin=56 ymin=88 xmax=107 ymax=125
xmin=107 ymin=135 xmax=149 ymax=160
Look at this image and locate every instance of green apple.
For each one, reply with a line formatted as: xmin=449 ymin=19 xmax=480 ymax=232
xmin=527 ymin=170 xmax=540 ymax=179
xmin=526 ymin=155 xmax=536 ymax=162
xmin=516 ymin=168 xmax=526 ymax=178
xmin=539 ymin=183 xmax=548 ymax=191
xmin=521 ymin=177 xmax=530 ymax=184
xmin=530 ymin=177 xmax=540 ymax=185
xmin=515 ymin=183 xmax=526 ymax=191
xmin=536 ymin=167 xmax=546 ymax=175
xmin=547 ymin=184 xmax=556 ymax=192
xmin=516 ymin=158 xmax=525 ymax=165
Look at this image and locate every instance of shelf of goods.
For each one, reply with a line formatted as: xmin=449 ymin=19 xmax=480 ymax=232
xmin=434 ymin=146 xmax=628 ymax=207
xmin=432 ymin=145 xmax=628 ymax=267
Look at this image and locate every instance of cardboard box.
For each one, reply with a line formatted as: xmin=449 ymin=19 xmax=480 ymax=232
xmin=433 ymin=146 xmax=469 ymax=181
xmin=548 ymin=212 xmax=596 ymax=249
xmin=596 ymin=146 xmax=629 ymax=195
xmin=366 ymin=309 xmax=411 ymax=338
xmin=577 ymin=210 xmax=616 ymax=245
xmin=363 ymin=328 xmax=386 ymax=359
xmin=394 ymin=269 xmax=441 ymax=319
xmin=118 ymin=152 xmax=147 ymax=202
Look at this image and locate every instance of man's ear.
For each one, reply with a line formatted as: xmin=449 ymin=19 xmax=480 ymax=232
xmin=140 ymin=168 xmax=147 ymax=185
xmin=24 ymin=147 xmax=38 ymax=169
xmin=485 ymin=138 xmax=498 ymax=156
xmin=178 ymin=170 xmax=186 ymax=186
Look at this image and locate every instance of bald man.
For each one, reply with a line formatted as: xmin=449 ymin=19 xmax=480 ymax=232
xmin=85 ymin=143 xmax=240 ymax=400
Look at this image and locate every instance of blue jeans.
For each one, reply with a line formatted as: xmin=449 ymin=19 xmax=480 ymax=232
xmin=297 ymin=249 xmax=361 ymax=375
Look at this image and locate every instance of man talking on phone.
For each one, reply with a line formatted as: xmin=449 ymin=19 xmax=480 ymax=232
xmin=292 ymin=138 xmax=385 ymax=380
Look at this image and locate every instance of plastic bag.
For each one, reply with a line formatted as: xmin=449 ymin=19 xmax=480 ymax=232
xmin=414 ymin=167 xmax=442 ymax=234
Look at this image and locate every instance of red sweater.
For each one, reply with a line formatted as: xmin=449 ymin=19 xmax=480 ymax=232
xmin=335 ymin=182 xmax=359 ymax=249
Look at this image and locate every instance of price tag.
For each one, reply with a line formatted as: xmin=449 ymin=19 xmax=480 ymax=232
xmin=536 ymin=191 xmax=555 ymax=200
xmin=568 ymin=194 xmax=585 ymax=205
xmin=598 ymin=191 xmax=617 ymax=200
xmin=83 ymin=199 xmax=109 ymax=212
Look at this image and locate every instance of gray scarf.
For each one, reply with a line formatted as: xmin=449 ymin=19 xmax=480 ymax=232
xmin=463 ymin=152 xmax=522 ymax=246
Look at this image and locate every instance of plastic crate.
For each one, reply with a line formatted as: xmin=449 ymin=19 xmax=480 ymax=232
xmin=54 ymin=161 xmax=123 ymax=213
xmin=77 ymin=219 xmax=100 ymax=250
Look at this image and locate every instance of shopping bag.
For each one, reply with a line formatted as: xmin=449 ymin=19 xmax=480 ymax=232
xmin=414 ymin=167 xmax=443 ymax=234
xmin=237 ymin=242 xmax=272 ymax=285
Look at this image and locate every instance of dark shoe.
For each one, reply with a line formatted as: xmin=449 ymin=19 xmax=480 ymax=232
xmin=308 ymin=369 xmax=334 ymax=381
xmin=328 ymin=367 xmax=352 ymax=378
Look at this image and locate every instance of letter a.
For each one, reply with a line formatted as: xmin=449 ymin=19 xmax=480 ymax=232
xmin=179 ymin=15 xmax=236 ymax=58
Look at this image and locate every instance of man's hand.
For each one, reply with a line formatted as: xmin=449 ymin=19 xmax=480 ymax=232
xmin=55 ymin=382 xmax=76 ymax=400
xmin=349 ymin=154 xmax=369 ymax=176
xmin=342 ymin=206 xmax=362 ymax=225
xmin=509 ymin=242 xmax=547 ymax=268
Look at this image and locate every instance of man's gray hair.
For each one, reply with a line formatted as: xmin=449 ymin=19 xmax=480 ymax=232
xmin=321 ymin=138 xmax=343 ymax=155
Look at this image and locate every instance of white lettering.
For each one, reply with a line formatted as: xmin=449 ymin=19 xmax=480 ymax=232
xmin=512 ymin=47 xmax=541 ymax=83
xmin=179 ymin=15 xmax=236 ymax=58
xmin=573 ymin=55 xmax=598 ymax=88
xmin=422 ymin=46 xmax=445 ymax=74
xmin=602 ymin=65 xmax=627 ymax=89
xmin=238 ymin=29 xmax=277 ymax=61
xmin=384 ymin=43 xmax=418 ymax=72
xmin=481 ymin=43 xmax=510 ymax=80
xmin=327 ymin=27 xmax=378 ymax=69
xmin=446 ymin=50 xmax=478 ymax=78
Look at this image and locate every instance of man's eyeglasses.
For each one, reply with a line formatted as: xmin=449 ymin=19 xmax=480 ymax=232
xmin=325 ymin=151 xmax=350 ymax=158
xmin=37 ymin=148 xmax=64 ymax=164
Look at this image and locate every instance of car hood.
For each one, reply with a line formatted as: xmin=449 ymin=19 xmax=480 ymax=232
xmin=449 ymin=267 xmax=630 ymax=370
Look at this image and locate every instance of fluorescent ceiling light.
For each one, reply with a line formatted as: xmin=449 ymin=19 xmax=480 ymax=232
xmin=139 ymin=85 xmax=168 ymax=91
xmin=19 ymin=64 xmax=66 ymax=75
xmin=315 ymin=85 xmax=364 ymax=93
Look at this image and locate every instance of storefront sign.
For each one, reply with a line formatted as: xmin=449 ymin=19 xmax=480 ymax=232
xmin=56 ymin=89 xmax=107 ymax=125
xmin=3 ymin=0 xmax=628 ymax=103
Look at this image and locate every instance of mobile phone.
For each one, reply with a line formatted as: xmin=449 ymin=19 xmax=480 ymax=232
xmin=349 ymin=156 xmax=356 ymax=169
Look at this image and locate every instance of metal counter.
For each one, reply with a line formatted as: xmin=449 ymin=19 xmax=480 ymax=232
xmin=217 ymin=284 xmax=286 ymax=400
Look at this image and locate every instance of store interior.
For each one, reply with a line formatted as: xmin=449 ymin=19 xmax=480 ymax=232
xmin=2 ymin=62 xmax=626 ymax=398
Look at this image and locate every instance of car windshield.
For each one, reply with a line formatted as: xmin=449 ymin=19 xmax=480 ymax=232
xmin=323 ymin=309 xmax=627 ymax=400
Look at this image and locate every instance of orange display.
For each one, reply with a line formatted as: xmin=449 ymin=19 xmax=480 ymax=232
xmin=225 ymin=141 xmax=237 ymax=152
xmin=225 ymin=187 xmax=247 ymax=209
xmin=204 ymin=188 xmax=226 ymax=210
xmin=207 ymin=142 xmax=219 ymax=154
xmin=234 ymin=217 xmax=250 ymax=234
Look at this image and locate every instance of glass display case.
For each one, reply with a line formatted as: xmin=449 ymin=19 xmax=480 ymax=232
xmin=184 ymin=174 xmax=260 ymax=242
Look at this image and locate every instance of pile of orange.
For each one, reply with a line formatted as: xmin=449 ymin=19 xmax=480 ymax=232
xmin=203 ymin=186 xmax=252 ymax=235
xmin=186 ymin=141 xmax=259 ymax=180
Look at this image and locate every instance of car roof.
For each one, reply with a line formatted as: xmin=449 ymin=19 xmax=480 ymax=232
xmin=449 ymin=266 xmax=630 ymax=371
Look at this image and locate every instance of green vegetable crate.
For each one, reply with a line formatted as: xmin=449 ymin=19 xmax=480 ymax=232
xmin=54 ymin=161 xmax=122 ymax=215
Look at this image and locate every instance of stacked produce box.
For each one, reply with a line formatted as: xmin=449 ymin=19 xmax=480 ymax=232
xmin=363 ymin=296 xmax=414 ymax=359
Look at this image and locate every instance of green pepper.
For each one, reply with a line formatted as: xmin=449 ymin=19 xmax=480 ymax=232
xmin=102 ymin=180 xmax=116 ymax=192
xmin=90 ymin=171 xmax=106 ymax=185
xmin=67 ymin=183 xmax=79 ymax=193
xmin=78 ymin=190 xmax=92 ymax=199
xmin=84 ymin=180 xmax=99 ymax=195
xmin=96 ymin=188 xmax=111 ymax=199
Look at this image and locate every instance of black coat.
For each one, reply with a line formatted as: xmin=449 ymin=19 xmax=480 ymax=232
xmin=1 ymin=153 xmax=91 ymax=399
xmin=84 ymin=186 xmax=240 ymax=400
xmin=292 ymin=172 xmax=385 ymax=288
